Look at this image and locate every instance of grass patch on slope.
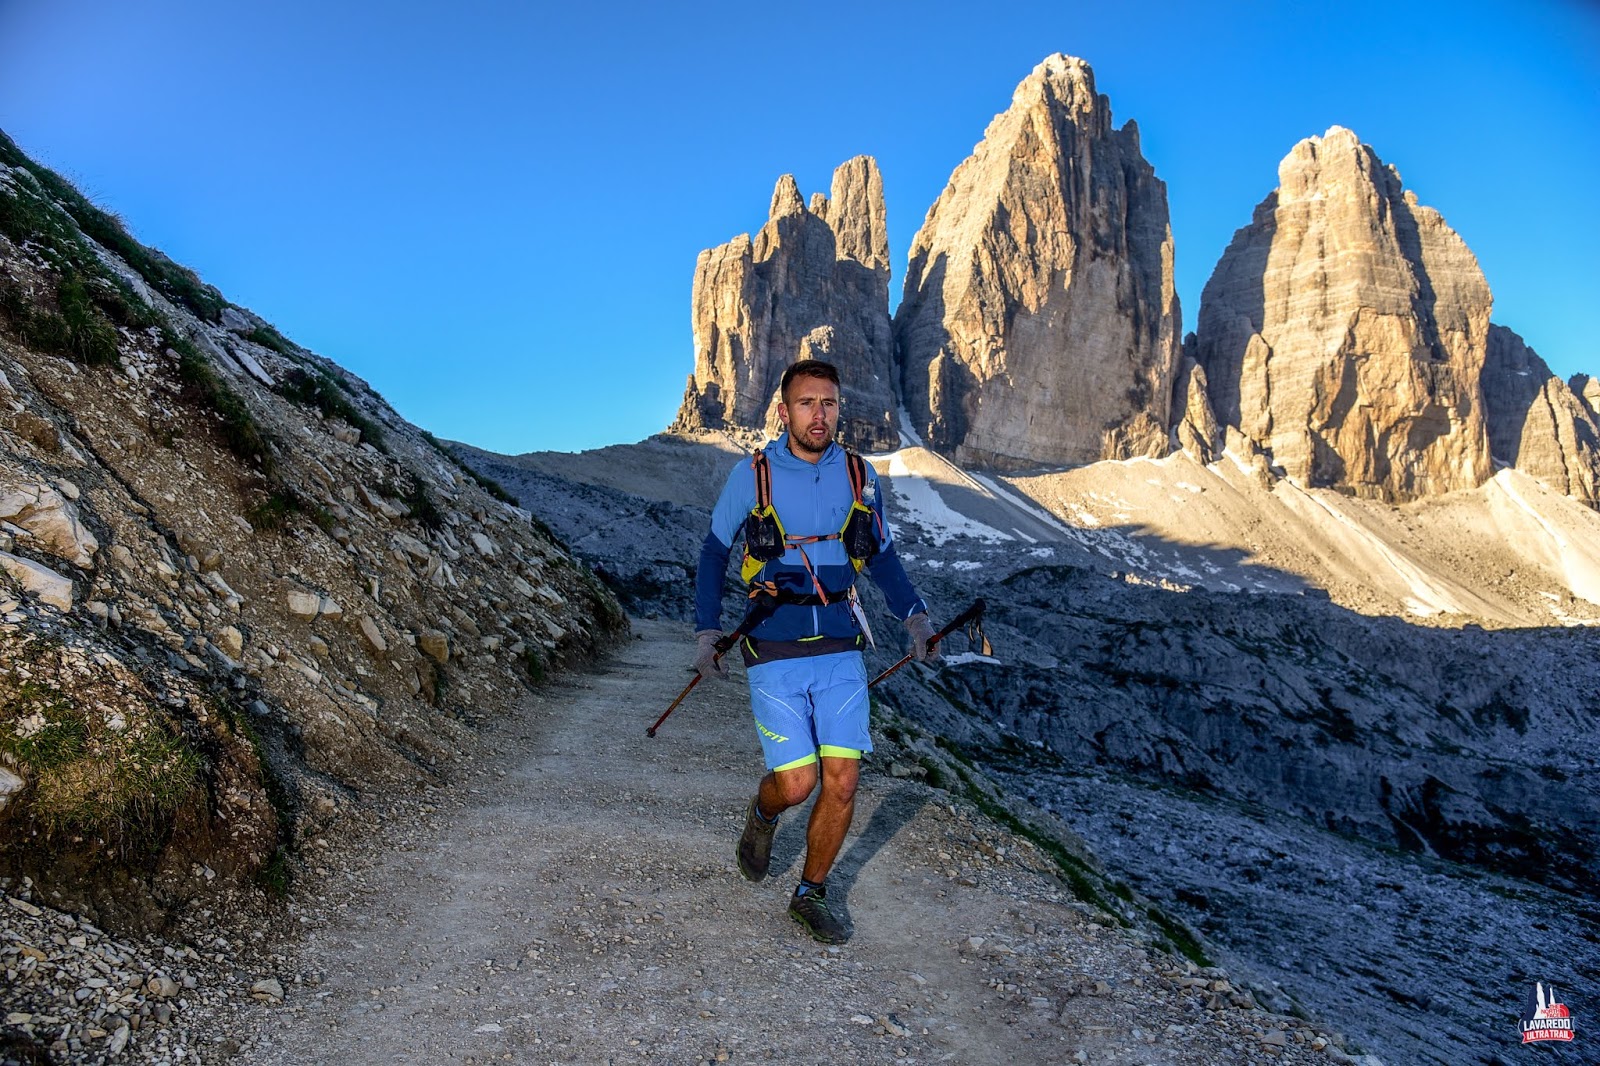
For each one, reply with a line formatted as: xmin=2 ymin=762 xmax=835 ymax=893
xmin=0 ymin=677 xmax=200 ymax=847
xmin=276 ymin=366 xmax=388 ymax=452
xmin=0 ymin=129 xmax=225 ymax=322
xmin=0 ymin=271 xmax=121 ymax=367
xmin=165 ymin=328 xmax=275 ymax=472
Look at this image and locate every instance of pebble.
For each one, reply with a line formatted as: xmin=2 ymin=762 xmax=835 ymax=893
xmin=0 ymin=881 xmax=302 ymax=1065
xmin=250 ymin=978 xmax=285 ymax=1002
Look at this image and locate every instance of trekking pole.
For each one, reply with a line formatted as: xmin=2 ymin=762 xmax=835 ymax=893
xmin=646 ymin=603 xmax=773 ymax=738
xmin=869 ymin=598 xmax=987 ymax=688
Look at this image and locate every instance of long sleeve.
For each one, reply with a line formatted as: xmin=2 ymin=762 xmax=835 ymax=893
xmin=694 ymin=532 xmax=731 ymax=632
xmin=865 ymin=543 xmax=927 ymax=621
xmin=694 ymin=457 xmax=755 ymax=632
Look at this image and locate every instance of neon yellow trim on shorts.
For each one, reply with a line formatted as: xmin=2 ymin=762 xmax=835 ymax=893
xmin=773 ymin=752 xmax=819 ymax=773
xmin=818 ymin=745 xmax=862 ymax=760
xmin=798 ymin=634 xmax=826 ymax=641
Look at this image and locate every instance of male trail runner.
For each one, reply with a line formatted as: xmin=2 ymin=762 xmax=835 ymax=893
xmin=693 ymin=359 xmax=935 ymax=944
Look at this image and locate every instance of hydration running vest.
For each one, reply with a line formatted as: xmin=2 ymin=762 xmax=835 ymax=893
xmin=740 ymin=448 xmax=881 ymax=606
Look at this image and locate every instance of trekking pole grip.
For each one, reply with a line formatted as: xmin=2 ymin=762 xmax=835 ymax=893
xmin=869 ymin=598 xmax=986 ymax=688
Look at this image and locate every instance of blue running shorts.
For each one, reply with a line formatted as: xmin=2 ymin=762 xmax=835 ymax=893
xmin=746 ymin=650 xmax=871 ymax=772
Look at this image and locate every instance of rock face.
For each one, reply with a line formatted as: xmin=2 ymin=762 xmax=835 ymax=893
xmin=1172 ymin=335 xmax=1219 ymax=463
xmin=1574 ymin=374 xmax=1600 ymax=425
xmin=895 ymin=54 xmax=1180 ymax=470
xmin=1197 ymin=127 xmax=1493 ymax=501
xmin=672 ymin=157 xmax=897 ymax=451
xmin=1481 ymin=325 xmax=1600 ymax=506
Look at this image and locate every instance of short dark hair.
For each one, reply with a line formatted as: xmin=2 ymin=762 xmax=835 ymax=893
xmin=780 ymin=359 xmax=840 ymax=404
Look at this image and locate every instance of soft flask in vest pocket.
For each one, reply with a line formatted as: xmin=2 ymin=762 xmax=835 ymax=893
xmin=841 ymin=502 xmax=879 ymax=567
xmin=744 ymin=507 xmax=786 ymax=563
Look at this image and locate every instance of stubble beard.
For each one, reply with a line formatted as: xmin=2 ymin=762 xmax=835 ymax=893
xmin=791 ymin=425 xmax=831 ymax=456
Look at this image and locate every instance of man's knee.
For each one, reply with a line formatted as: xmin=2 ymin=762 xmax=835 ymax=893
xmin=819 ymin=757 xmax=859 ymax=804
xmin=772 ymin=763 xmax=819 ymax=807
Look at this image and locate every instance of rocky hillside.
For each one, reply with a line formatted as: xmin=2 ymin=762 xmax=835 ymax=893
xmin=0 ymin=130 xmax=626 ymax=935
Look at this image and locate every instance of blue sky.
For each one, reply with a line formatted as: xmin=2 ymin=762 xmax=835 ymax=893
xmin=2 ymin=1 xmax=1595 ymax=455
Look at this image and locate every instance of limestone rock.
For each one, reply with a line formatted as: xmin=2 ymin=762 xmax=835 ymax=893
xmin=0 ymin=481 xmax=98 ymax=568
xmin=357 ymin=615 xmax=388 ymax=656
xmin=895 ymin=54 xmax=1181 ymax=469
xmin=215 ymin=625 xmax=244 ymax=659
xmin=418 ymin=628 xmax=450 ymax=664
xmin=0 ymin=550 xmax=74 ymax=610
xmin=249 ymin=977 xmax=285 ymax=1003
xmin=1573 ymin=374 xmax=1600 ymax=425
xmin=1481 ymin=325 xmax=1600 ymax=506
xmin=286 ymin=591 xmax=321 ymax=621
xmin=672 ymin=156 xmax=898 ymax=451
xmin=10 ymin=412 xmax=60 ymax=453
xmin=1197 ymin=126 xmax=1492 ymax=501
xmin=0 ymin=766 xmax=23 ymax=813
xmin=1173 ymin=337 xmax=1220 ymax=464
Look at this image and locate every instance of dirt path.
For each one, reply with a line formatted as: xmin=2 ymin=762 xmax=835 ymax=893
xmin=229 ymin=619 xmax=1342 ymax=1066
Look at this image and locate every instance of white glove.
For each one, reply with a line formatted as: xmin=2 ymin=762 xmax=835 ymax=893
xmin=694 ymin=629 xmax=729 ymax=680
xmin=905 ymin=613 xmax=938 ymax=663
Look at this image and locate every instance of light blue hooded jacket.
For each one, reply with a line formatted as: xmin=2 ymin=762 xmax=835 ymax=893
xmin=694 ymin=435 xmax=926 ymax=646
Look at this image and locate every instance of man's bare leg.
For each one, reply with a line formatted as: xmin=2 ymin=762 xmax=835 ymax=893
xmin=801 ymin=756 xmax=858 ymax=884
xmin=757 ymin=761 xmax=818 ymax=819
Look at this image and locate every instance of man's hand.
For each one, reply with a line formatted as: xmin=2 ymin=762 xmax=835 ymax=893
xmin=694 ymin=629 xmax=729 ymax=680
xmin=905 ymin=613 xmax=938 ymax=663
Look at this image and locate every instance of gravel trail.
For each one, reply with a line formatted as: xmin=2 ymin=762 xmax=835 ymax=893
xmin=224 ymin=619 xmax=1350 ymax=1066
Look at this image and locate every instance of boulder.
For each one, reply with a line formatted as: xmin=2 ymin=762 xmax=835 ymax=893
xmin=215 ymin=625 xmax=245 ymax=659
xmin=357 ymin=615 xmax=388 ymax=656
xmin=1481 ymin=325 xmax=1600 ymax=506
xmin=0 ymin=481 xmax=99 ymax=568
xmin=286 ymin=591 xmax=321 ymax=621
xmin=418 ymin=628 xmax=450 ymax=664
xmin=895 ymin=54 xmax=1181 ymax=469
xmin=0 ymin=550 xmax=74 ymax=610
xmin=673 ymin=157 xmax=898 ymax=451
xmin=1196 ymin=126 xmax=1492 ymax=501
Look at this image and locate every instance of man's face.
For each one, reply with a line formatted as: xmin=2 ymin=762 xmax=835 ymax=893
xmin=779 ymin=375 xmax=840 ymax=457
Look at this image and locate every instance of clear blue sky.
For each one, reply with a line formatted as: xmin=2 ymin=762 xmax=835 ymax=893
xmin=2 ymin=1 xmax=1595 ymax=455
